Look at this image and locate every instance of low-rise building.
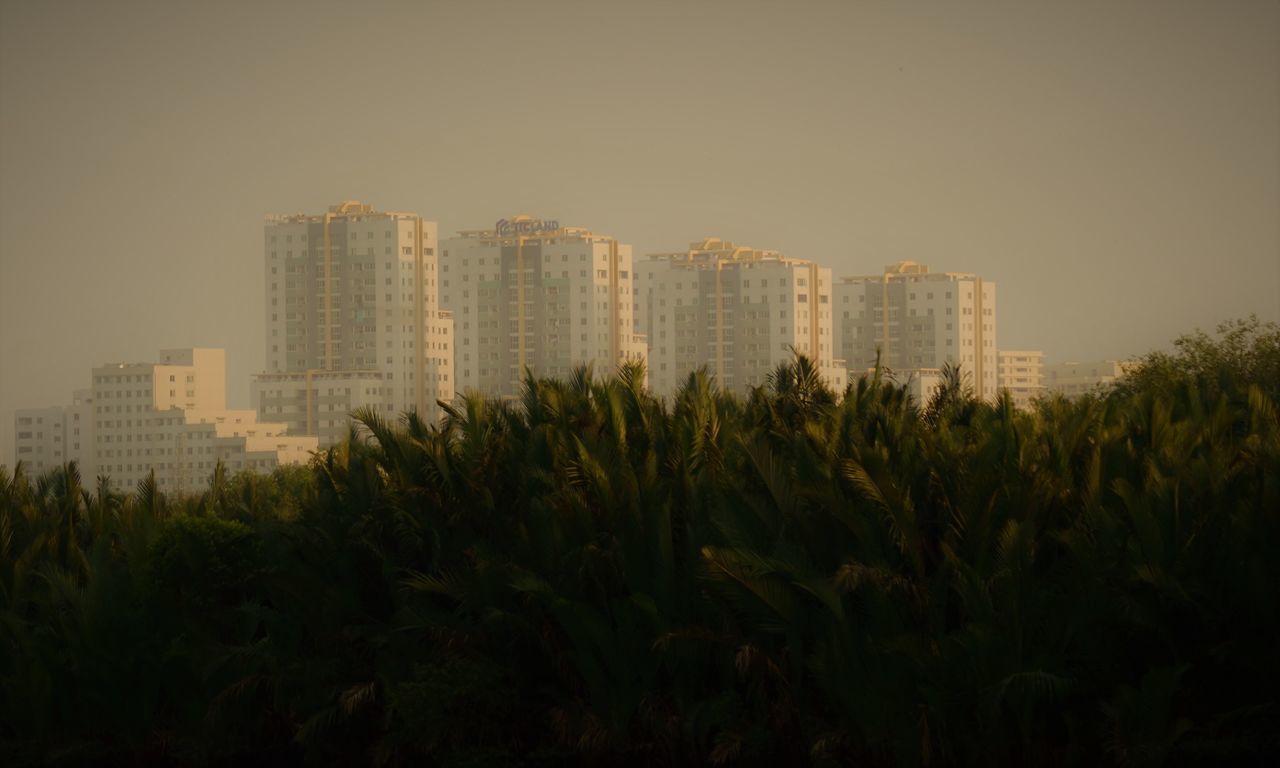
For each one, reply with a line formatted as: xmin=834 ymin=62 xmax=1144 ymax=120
xmin=14 ymin=348 xmax=318 ymax=494
xmin=853 ymin=367 xmax=945 ymax=407
xmin=251 ymin=369 xmax=391 ymax=448
xmin=998 ymin=350 xmax=1046 ymax=409
xmin=1044 ymin=359 xmax=1137 ymax=397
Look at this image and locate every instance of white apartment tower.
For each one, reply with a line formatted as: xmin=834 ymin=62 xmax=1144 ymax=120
xmin=636 ymin=238 xmax=848 ymax=398
xmin=440 ymin=216 xmax=647 ymax=398
xmin=14 ymin=349 xmax=318 ymax=494
xmin=253 ymin=201 xmax=454 ymax=446
xmin=833 ymin=262 xmax=998 ymax=400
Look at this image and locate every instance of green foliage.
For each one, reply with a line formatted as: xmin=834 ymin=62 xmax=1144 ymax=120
xmin=2 ymin=326 xmax=1279 ymax=766
xmin=147 ymin=514 xmax=261 ymax=611
xmin=1118 ymin=314 xmax=1280 ymax=403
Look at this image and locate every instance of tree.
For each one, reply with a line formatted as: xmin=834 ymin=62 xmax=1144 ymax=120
xmin=1118 ymin=314 xmax=1280 ymax=403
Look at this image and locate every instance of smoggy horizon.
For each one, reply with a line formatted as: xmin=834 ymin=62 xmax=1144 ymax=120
xmin=2 ymin=0 xmax=1277 ymax=468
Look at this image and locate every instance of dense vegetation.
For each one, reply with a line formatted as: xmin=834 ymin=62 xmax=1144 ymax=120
xmin=3 ymin=319 xmax=1279 ymax=767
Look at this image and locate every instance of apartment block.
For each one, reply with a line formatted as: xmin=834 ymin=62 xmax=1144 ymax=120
xmin=14 ymin=349 xmax=318 ymax=494
xmin=833 ymin=262 xmax=998 ymax=400
xmin=252 ymin=370 xmax=389 ymax=448
xmin=255 ymin=201 xmax=454 ymax=443
xmin=998 ymin=350 xmax=1046 ymax=410
xmin=440 ymin=216 xmax=647 ymax=398
xmin=12 ymin=406 xmax=68 ymax=477
xmin=636 ymin=238 xmax=847 ymax=398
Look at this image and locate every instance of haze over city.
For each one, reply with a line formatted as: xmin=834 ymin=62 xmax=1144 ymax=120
xmin=1 ymin=0 xmax=1277 ymax=468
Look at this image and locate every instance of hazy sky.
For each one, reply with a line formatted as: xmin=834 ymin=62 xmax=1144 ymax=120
xmin=2 ymin=0 xmax=1277 ymax=467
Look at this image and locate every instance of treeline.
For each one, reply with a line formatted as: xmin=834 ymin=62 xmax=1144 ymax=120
xmin=2 ymin=318 xmax=1279 ymax=766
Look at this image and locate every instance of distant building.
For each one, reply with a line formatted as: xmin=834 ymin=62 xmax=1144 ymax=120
xmin=1044 ymin=360 xmax=1137 ymax=397
xmin=440 ymin=216 xmax=647 ymax=398
xmin=833 ymin=262 xmax=998 ymax=400
xmin=871 ymin=367 xmax=944 ymax=407
xmin=12 ymin=406 xmax=67 ymax=478
xmin=254 ymin=201 xmax=454 ymax=445
xmin=14 ymin=349 xmax=318 ymax=494
xmin=252 ymin=370 xmax=389 ymax=448
xmin=998 ymin=350 xmax=1046 ymax=410
xmin=636 ymin=238 xmax=846 ymax=397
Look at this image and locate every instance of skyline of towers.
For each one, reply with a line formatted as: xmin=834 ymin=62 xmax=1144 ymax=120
xmin=12 ymin=200 xmax=1116 ymax=478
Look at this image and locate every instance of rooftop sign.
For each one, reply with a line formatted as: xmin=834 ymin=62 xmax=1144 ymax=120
xmin=495 ymin=217 xmax=560 ymax=236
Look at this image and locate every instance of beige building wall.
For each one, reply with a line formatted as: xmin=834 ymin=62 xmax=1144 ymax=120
xmin=441 ymin=216 xmax=647 ymax=399
xmin=636 ymin=238 xmax=846 ymax=398
xmin=257 ymin=201 xmax=454 ymax=442
xmin=151 ymin=409 xmax=315 ymax=494
xmin=151 ymin=348 xmax=226 ymax=412
xmin=833 ymin=262 xmax=998 ymax=400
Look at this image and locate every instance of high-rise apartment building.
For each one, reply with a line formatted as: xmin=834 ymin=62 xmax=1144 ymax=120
xmin=14 ymin=349 xmax=318 ymax=494
xmin=997 ymin=349 xmax=1046 ymax=410
xmin=253 ymin=201 xmax=454 ymax=446
xmin=833 ymin=262 xmax=998 ymax=400
xmin=440 ymin=216 xmax=647 ymax=398
xmin=636 ymin=238 xmax=847 ymax=398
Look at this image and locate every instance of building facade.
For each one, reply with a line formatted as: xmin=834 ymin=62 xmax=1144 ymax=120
xmin=1044 ymin=360 xmax=1136 ymax=397
xmin=636 ymin=238 xmax=847 ymax=398
xmin=14 ymin=349 xmax=318 ymax=494
xmin=440 ymin=216 xmax=647 ymax=398
xmin=12 ymin=406 xmax=68 ymax=478
xmin=254 ymin=201 xmax=454 ymax=444
xmin=899 ymin=368 xmax=944 ymax=407
xmin=833 ymin=262 xmax=998 ymax=400
xmin=998 ymin=350 xmax=1046 ymax=410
